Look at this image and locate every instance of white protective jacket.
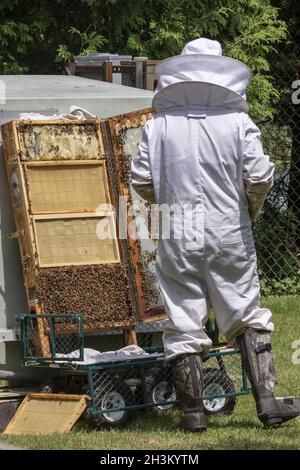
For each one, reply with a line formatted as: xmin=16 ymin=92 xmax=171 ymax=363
xmin=131 ymin=39 xmax=275 ymax=359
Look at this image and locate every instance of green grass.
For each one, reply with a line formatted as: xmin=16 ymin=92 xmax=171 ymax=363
xmin=1 ymin=295 xmax=300 ymax=450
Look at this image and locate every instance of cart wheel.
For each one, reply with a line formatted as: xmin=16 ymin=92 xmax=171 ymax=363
xmin=145 ymin=367 xmax=178 ymax=412
xmin=39 ymin=377 xmax=65 ymax=394
xmin=203 ymin=368 xmax=236 ymax=416
xmin=90 ymin=377 xmax=134 ymax=429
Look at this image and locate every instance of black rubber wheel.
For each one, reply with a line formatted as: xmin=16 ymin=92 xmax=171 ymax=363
xmin=144 ymin=367 xmax=236 ymax=416
xmin=144 ymin=367 xmax=178 ymax=412
xmin=203 ymin=368 xmax=236 ymax=416
xmin=89 ymin=376 xmax=134 ymax=429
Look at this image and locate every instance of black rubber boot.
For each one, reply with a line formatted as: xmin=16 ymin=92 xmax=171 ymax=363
xmin=171 ymin=353 xmax=207 ymax=432
xmin=237 ymin=329 xmax=299 ymax=427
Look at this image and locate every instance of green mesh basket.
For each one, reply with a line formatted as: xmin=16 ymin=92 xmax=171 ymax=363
xmin=16 ymin=313 xmax=84 ymax=363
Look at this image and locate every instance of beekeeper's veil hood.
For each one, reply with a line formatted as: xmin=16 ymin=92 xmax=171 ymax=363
xmin=152 ymin=38 xmax=251 ymax=112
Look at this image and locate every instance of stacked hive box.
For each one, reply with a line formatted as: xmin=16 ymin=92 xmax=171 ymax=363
xmin=1 ymin=119 xmax=137 ymax=339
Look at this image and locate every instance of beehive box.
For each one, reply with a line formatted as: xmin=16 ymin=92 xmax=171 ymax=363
xmin=1 ymin=119 xmax=136 ymax=334
xmin=1 ymin=111 xmax=165 ymax=346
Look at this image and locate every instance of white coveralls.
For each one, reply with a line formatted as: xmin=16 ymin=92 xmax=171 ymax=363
xmin=131 ymin=39 xmax=275 ymax=359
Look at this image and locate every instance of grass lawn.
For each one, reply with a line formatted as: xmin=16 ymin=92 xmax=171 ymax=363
xmin=1 ymin=295 xmax=300 ymax=450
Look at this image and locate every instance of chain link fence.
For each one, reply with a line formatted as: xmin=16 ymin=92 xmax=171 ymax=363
xmin=255 ymin=57 xmax=300 ymax=295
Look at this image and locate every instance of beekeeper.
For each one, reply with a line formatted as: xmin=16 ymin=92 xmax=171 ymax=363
xmin=131 ymin=38 xmax=299 ymax=431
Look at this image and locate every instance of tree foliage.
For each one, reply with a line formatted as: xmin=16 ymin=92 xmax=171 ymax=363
xmin=0 ymin=0 xmax=287 ymax=119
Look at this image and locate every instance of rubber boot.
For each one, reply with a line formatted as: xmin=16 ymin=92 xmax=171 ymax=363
xmin=237 ymin=329 xmax=299 ymax=427
xmin=171 ymin=353 xmax=207 ymax=432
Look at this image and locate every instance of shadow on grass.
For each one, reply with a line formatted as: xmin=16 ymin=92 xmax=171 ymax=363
xmin=79 ymin=410 xmax=264 ymax=433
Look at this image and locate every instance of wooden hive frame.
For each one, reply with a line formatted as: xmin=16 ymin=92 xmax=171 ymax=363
xmin=3 ymin=393 xmax=89 ymax=435
xmin=101 ymin=109 xmax=166 ymax=323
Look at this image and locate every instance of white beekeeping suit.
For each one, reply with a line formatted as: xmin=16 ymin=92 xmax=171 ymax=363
xmin=132 ymin=38 xmax=275 ymax=359
xmin=132 ymin=39 xmax=300 ymax=431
